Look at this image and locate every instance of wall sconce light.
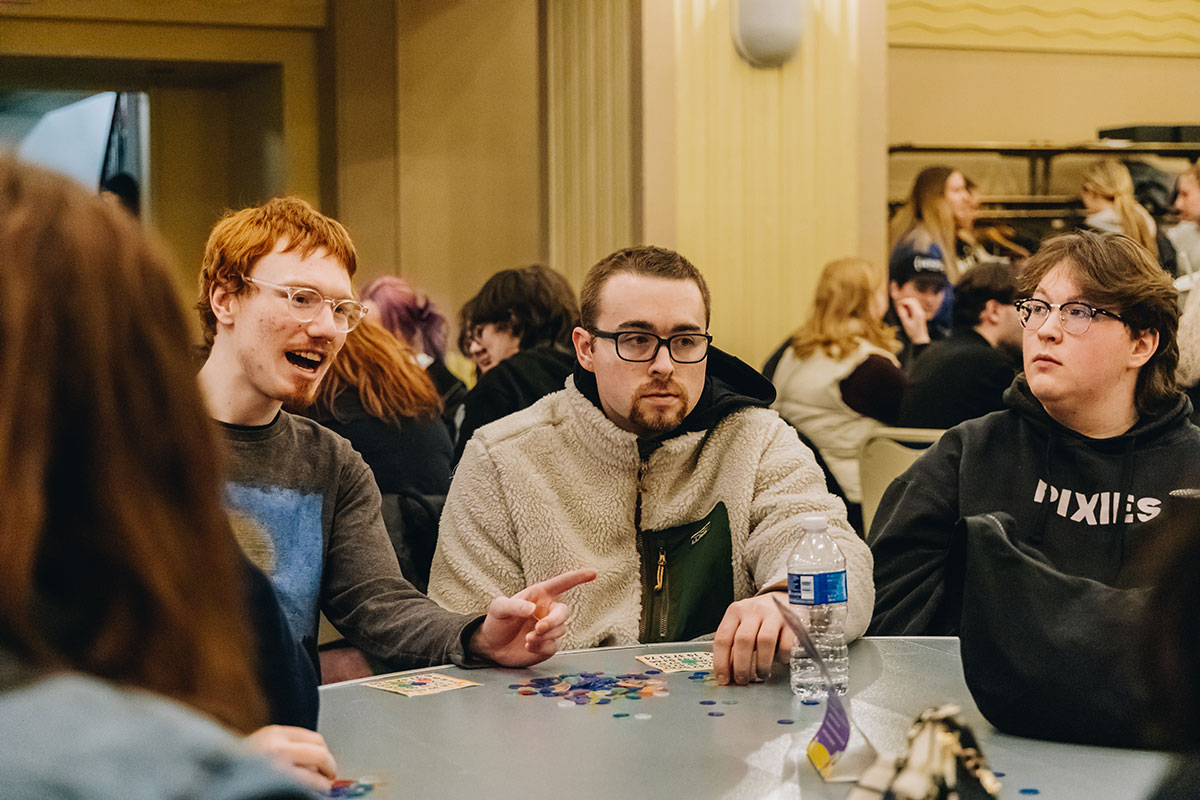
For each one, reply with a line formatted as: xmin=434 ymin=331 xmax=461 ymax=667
xmin=732 ymin=0 xmax=804 ymax=69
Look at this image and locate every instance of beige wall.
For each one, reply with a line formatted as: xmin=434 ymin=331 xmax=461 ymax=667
xmin=544 ymin=0 xmax=886 ymax=366
xmin=1 ymin=15 xmax=322 ymax=283
xmin=544 ymin=0 xmax=637 ymax=286
xmin=394 ymin=0 xmax=545 ymax=330
xmin=887 ymin=0 xmax=1200 ymax=200
xmin=658 ymin=0 xmax=886 ymax=366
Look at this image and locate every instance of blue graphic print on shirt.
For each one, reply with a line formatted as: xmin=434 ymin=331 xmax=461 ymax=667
xmin=225 ymin=483 xmax=324 ymax=643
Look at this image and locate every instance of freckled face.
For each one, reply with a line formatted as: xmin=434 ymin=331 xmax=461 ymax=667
xmin=228 ymin=242 xmax=352 ymax=408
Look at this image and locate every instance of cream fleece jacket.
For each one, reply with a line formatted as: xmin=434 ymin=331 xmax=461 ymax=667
xmin=429 ymin=379 xmax=874 ymax=649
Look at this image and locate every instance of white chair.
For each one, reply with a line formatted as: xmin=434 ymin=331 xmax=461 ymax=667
xmin=859 ymin=427 xmax=945 ymax=535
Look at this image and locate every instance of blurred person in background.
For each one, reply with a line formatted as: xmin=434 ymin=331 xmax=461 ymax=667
xmin=361 ymin=275 xmax=467 ymax=438
xmin=1081 ymin=157 xmax=1175 ymax=273
xmin=771 ymin=257 xmax=904 ymax=532
xmin=455 ymin=264 xmax=580 ymax=460
xmin=899 ymin=261 xmax=1023 ymax=430
xmin=296 ymin=318 xmax=452 ymax=591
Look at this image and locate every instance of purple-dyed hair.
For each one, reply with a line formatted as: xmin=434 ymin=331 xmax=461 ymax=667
xmin=360 ymin=275 xmax=449 ymax=361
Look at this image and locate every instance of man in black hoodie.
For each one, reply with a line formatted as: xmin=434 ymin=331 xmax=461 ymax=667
xmin=869 ymin=230 xmax=1200 ymax=745
xmin=430 ymin=246 xmax=873 ymax=688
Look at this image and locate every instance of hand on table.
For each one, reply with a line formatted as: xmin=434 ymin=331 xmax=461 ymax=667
xmin=245 ymin=725 xmax=338 ymax=792
xmin=468 ymin=568 xmax=597 ymax=668
xmin=713 ymin=591 xmax=808 ymax=686
xmin=893 ymin=297 xmax=931 ymax=345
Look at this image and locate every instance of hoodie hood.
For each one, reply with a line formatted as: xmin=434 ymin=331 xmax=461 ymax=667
xmin=573 ymin=346 xmax=775 ymax=447
xmin=1003 ymin=374 xmax=1193 ymax=448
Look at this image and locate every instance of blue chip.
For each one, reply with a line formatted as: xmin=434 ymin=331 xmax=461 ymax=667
xmin=994 ymin=772 xmax=1006 ymax=778
xmin=699 ymin=700 xmax=716 ymax=705
xmin=597 ymin=698 xmax=611 ymax=705
xmin=1018 ymin=791 xmax=1039 ymax=796
xmin=508 ymin=684 xmax=522 ymax=690
xmin=800 ymin=699 xmax=820 ymax=706
xmin=645 ymin=669 xmax=661 ymax=675
xmin=708 ymin=711 xmax=724 ymax=717
xmin=777 ymin=719 xmax=795 ymax=725
xmin=613 ymin=713 xmax=630 ymax=718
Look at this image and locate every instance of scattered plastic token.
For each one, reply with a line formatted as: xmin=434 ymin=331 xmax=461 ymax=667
xmin=613 ymin=713 xmax=630 ymax=718
xmin=699 ymin=700 xmax=716 ymax=705
xmin=1018 ymin=791 xmax=1039 ymax=796
xmin=800 ymin=699 xmax=820 ymax=706
xmin=644 ymin=669 xmax=661 ymax=674
xmin=994 ymin=772 xmax=1006 ymax=778
xmin=721 ymin=700 xmax=738 ymax=705
xmin=634 ymin=713 xmax=652 ymax=720
xmin=556 ymin=700 xmax=573 ymax=708
xmin=708 ymin=711 xmax=724 ymax=717
xmin=325 ymin=779 xmax=375 ymax=798
xmin=777 ymin=719 xmax=795 ymax=725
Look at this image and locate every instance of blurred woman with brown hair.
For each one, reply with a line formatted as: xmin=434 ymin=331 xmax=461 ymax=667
xmin=889 ymin=165 xmax=971 ymax=283
xmin=299 ymin=318 xmax=453 ymax=589
xmin=0 ymin=157 xmax=312 ymax=795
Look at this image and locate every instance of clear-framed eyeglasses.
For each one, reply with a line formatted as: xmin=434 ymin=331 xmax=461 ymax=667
xmin=242 ymin=275 xmax=368 ymax=333
xmin=1015 ymin=298 xmax=1124 ymax=336
xmin=590 ymin=330 xmax=712 ymax=363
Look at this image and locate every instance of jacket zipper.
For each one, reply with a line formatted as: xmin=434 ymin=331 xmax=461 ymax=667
xmin=637 ymin=457 xmax=653 ymax=642
xmin=656 ymin=550 xmax=668 ymax=639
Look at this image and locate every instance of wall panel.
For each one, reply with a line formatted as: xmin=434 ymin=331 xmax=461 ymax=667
xmin=545 ymin=0 xmax=636 ymax=285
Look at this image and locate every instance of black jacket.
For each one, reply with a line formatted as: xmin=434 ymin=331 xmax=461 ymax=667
xmin=454 ymin=344 xmax=577 ymax=462
xmin=869 ymin=377 xmax=1200 ymax=636
xmin=898 ymin=328 xmax=1017 ymax=430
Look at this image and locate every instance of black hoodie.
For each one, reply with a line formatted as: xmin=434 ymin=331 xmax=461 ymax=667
xmin=573 ymin=345 xmax=776 ymax=459
xmin=869 ymin=375 xmax=1200 ymax=636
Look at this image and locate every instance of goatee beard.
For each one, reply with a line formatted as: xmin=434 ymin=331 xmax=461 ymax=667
xmin=628 ymin=379 xmax=689 ymax=435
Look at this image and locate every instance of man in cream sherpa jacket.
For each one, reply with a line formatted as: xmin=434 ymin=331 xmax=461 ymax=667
xmin=430 ymin=246 xmax=873 ymax=686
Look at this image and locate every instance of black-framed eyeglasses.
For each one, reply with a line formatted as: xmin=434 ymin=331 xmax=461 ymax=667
xmin=590 ymin=330 xmax=712 ymax=363
xmin=1015 ymin=298 xmax=1124 ymax=335
xmin=243 ymin=275 xmax=368 ymax=333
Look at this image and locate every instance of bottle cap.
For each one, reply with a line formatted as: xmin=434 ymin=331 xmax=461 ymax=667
xmin=801 ymin=514 xmax=827 ymax=531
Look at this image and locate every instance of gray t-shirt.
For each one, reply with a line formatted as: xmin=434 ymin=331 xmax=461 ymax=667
xmin=219 ymin=411 xmax=475 ymax=670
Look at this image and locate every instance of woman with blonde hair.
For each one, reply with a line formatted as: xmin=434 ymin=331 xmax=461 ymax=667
xmin=1081 ymin=158 xmax=1160 ymax=258
xmin=771 ymin=258 xmax=906 ymax=522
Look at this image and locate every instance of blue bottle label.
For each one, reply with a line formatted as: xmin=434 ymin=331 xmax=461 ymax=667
xmin=787 ymin=570 xmax=847 ymax=605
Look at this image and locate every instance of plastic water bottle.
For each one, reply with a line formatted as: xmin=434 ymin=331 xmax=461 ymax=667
xmin=788 ymin=514 xmax=849 ymax=698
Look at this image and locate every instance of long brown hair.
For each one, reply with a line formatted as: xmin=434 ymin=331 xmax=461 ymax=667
xmin=0 ymin=158 xmax=265 ymax=732
xmin=312 ymin=319 xmax=442 ymax=423
xmin=890 ymin=166 xmax=961 ymax=281
xmin=790 ymin=258 xmax=899 ymax=360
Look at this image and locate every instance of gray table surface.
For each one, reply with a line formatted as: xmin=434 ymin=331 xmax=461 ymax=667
xmin=318 ymin=637 xmax=1169 ymax=799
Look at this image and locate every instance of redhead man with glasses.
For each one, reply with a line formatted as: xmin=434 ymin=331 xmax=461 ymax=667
xmin=195 ymin=198 xmax=595 ymax=701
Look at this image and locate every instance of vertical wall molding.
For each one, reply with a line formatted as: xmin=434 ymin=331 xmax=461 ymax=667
xmin=544 ymin=0 xmax=637 ymax=285
xmin=670 ymin=0 xmax=870 ymax=364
